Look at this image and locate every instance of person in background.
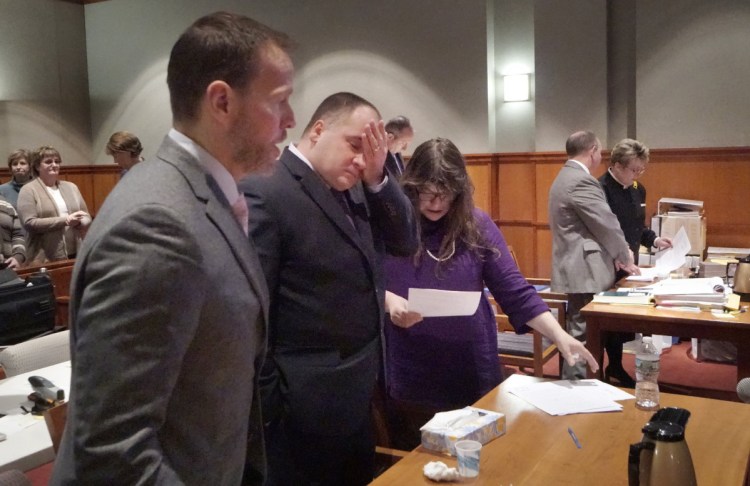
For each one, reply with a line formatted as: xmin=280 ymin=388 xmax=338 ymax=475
xmin=384 ymin=115 xmax=414 ymax=178
xmin=0 ymin=149 xmax=33 ymax=209
xmin=548 ymin=130 xmax=639 ymax=380
xmin=383 ymin=137 xmax=598 ymax=448
xmin=105 ymin=130 xmax=144 ymax=177
xmin=0 ymin=195 xmax=25 ymax=269
xmin=241 ymin=92 xmax=418 ymax=485
xmin=17 ymin=146 xmax=91 ymax=264
xmin=50 ymin=11 xmax=295 ymax=485
xmin=599 ymin=138 xmax=672 ymax=386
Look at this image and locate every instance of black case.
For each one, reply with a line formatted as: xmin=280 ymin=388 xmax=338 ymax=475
xmin=0 ymin=268 xmax=56 ymax=345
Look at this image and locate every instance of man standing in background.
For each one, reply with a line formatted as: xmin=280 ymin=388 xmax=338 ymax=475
xmin=548 ymin=130 xmax=639 ymax=380
xmin=51 ymin=12 xmax=295 ymax=485
xmin=241 ymin=92 xmax=418 ymax=485
xmin=384 ymin=115 xmax=414 ymax=178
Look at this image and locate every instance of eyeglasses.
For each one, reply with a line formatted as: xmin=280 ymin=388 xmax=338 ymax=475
xmin=627 ymin=165 xmax=646 ymax=176
xmin=418 ymin=191 xmax=455 ymax=203
xmin=618 ymin=162 xmax=646 ymax=176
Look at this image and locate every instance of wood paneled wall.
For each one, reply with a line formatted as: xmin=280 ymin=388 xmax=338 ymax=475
xmin=466 ymin=147 xmax=750 ymax=279
xmin=5 ymin=146 xmax=748 ymax=280
xmin=0 ymin=165 xmax=121 ymax=217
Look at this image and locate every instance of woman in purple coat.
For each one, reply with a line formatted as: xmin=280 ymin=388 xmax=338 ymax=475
xmin=384 ymin=138 xmax=597 ymax=446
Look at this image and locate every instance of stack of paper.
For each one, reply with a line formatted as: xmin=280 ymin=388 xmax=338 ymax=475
xmin=707 ymin=247 xmax=750 ymax=260
xmin=592 ymin=290 xmax=652 ymax=305
xmin=507 ymin=379 xmax=634 ymax=416
xmin=651 ymin=277 xmax=729 ymax=309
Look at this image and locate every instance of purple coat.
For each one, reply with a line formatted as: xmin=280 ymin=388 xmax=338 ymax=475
xmin=384 ymin=209 xmax=548 ymax=409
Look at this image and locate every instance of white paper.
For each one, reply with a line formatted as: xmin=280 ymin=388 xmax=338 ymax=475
xmin=0 ymin=414 xmax=39 ymax=437
xmin=407 ymin=289 xmax=481 ymax=317
xmin=627 ymin=226 xmax=691 ymax=281
xmin=507 ymin=379 xmax=634 ymax=416
xmin=651 ymin=276 xmax=726 ymax=296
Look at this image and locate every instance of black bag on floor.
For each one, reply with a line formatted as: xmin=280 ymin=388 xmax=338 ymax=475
xmin=0 ymin=268 xmax=56 ymax=345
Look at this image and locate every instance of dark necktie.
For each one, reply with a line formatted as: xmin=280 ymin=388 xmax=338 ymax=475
xmin=395 ymin=153 xmax=405 ymax=175
xmin=331 ymin=189 xmax=355 ymax=229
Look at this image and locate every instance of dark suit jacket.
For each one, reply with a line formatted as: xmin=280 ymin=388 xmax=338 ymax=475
xmin=51 ymin=135 xmax=269 ymax=485
xmin=384 ymin=151 xmax=405 ymax=179
xmin=599 ymin=170 xmax=657 ymax=261
xmin=240 ymin=147 xmax=418 ymax=436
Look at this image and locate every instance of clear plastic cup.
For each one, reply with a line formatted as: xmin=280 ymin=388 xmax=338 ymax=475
xmin=454 ymin=439 xmax=482 ymax=478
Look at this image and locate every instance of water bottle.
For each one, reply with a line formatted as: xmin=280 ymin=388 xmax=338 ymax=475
xmin=635 ymin=337 xmax=660 ymax=410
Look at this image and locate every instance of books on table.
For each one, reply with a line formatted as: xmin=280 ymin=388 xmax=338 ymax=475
xmin=593 ymin=290 xmax=653 ymax=305
xmin=650 ymin=277 xmax=731 ymax=309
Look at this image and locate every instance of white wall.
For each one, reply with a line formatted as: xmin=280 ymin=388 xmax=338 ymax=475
xmin=533 ymin=0 xmax=608 ymax=152
xmin=84 ymin=0 xmax=489 ymax=164
xmin=636 ymin=0 xmax=750 ymax=148
xmin=3 ymin=0 xmax=750 ymax=165
xmin=490 ymin=0 xmax=536 ymax=153
xmin=0 ymin=0 xmax=91 ymax=165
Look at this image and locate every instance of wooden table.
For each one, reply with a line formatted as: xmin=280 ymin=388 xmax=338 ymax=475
xmin=582 ymin=301 xmax=750 ymax=383
xmin=371 ymin=374 xmax=750 ymax=485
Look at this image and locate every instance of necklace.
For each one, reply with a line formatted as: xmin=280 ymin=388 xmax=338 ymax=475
xmin=426 ymin=241 xmax=456 ymax=262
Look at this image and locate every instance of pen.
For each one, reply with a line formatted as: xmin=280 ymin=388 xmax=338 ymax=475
xmin=568 ymin=427 xmax=582 ymax=449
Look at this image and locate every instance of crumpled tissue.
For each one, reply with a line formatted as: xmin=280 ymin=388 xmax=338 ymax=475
xmin=420 ymin=406 xmax=505 ymax=455
xmin=423 ymin=461 xmax=460 ymax=482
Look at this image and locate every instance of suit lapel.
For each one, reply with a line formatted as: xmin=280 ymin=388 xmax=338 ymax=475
xmin=205 ymin=188 xmax=271 ymax=313
xmin=156 ymin=139 xmax=270 ymax=321
xmin=282 ymin=151 xmax=371 ymax=257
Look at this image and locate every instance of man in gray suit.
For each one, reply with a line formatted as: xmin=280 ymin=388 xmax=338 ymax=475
xmin=548 ymin=130 xmax=639 ymax=380
xmin=51 ymin=12 xmax=295 ymax=485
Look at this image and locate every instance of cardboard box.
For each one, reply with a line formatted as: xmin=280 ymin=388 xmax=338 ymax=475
xmin=657 ymin=197 xmax=704 ymax=215
xmin=658 ymin=215 xmax=706 ymax=255
xmin=420 ymin=406 xmax=506 ymax=455
xmin=655 ymin=197 xmax=706 ymax=256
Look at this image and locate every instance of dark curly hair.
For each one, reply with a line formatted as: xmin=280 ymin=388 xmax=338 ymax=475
xmin=400 ymin=138 xmax=498 ymax=271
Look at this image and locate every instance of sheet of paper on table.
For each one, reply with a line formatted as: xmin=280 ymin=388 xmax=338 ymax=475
xmin=627 ymin=226 xmax=691 ymax=281
xmin=507 ymin=379 xmax=635 ymax=416
xmin=407 ymin=288 xmax=481 ymax=317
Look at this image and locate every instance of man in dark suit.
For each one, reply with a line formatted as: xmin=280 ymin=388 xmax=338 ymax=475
xmin=51 ymin=12 xmax=295 ymax=485
xmin=548 ymin=130 xmax=639 ymax=380
xmin=384 ymin=115 xmax=414 ymax=178
xmin=241 ymin=92 xmax=418 ymax=485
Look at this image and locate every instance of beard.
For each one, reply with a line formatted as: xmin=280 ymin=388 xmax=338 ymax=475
xmin=228 ymin=114 xmax=281 ymax=178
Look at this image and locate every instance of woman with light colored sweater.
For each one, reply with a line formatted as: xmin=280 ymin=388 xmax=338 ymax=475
xmin=18 ymin=146 xmax=91 ymax=264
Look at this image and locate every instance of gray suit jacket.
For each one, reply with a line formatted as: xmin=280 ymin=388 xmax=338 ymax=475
xmin=548 ymin=160 xmax=630 ymax=294
xmin=51 ymin=136 xmax=269 ymax=485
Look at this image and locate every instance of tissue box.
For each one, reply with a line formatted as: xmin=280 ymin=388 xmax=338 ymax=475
xmin=420 ymin=406 xmax=506 ymax=455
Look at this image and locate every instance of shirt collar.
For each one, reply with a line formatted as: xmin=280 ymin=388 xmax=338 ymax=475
xmin=288 ymin=143 xmax=314 ymax=172
xmin=608 ymin=167 xmax=631 ymax=189
xmin=569 ymin=159 xmax=590 ymax=175
xmin=168 ymin=128 xmax=241 ymax=205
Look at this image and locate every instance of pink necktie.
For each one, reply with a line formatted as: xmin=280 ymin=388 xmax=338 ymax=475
xmin=231 ymin=195 xmax=249 ymax=236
